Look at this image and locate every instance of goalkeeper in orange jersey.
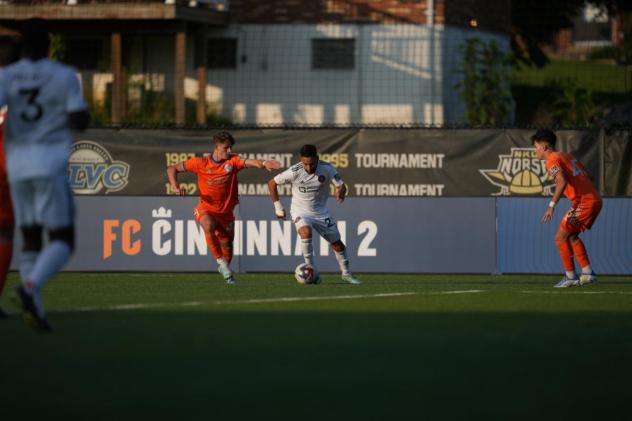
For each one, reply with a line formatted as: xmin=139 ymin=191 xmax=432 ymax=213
xmin=532 ymin=129 xmax=602 ymax=288
xmin=167 ymin=131 xmax=281 ymax=284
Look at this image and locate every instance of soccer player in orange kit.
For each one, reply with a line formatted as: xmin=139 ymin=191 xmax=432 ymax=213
xmin=532 ymin=129 xmax=602 ymax=288
xmin=0 ymin=108 xmax=13 ymax=318
xmin=167 ymin=131 xmax=281 ymax=284
xmin=0 ymin=38 xmax=20 ymax=318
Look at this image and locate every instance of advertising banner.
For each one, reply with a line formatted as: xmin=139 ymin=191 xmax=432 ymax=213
xmin=71 ymin=128 xmax=611 ymax=197
xmin=497 ymin=197 xmax=632 ymax=274
xmin=603 ymin=129 xmax=632 ymax=196
xmin=9 ymin=196 xmax=630 ymax=274
xmin=12 ymin=196 xmax=496 ymax=274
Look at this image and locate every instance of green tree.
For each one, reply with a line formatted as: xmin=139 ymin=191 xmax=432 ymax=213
xmin=552 ymin=78 xmax=600 ymax=125
xmin=456 ymin=38 xmax=513 ymax=126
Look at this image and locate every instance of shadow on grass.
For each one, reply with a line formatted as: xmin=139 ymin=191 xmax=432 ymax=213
xmin=2 ymin=311 xmax=632 ymax=420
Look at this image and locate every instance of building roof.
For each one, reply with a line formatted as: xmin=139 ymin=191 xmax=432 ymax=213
xmin=0 ymin=1 xmax=227 ymax=25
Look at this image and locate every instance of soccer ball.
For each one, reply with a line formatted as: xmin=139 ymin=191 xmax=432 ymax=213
xmin=294 ymin=263 xmax=320 ymax=285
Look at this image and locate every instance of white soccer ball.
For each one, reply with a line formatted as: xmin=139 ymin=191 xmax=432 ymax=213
xmin=294 ymin=263 xmax=320 ymax=285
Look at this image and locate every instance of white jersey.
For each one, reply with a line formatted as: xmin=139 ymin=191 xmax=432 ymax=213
xmin=274 ymin=160 xmax=344 ymax=218
xmin=0 ymin=58 xmax=87 ymax=181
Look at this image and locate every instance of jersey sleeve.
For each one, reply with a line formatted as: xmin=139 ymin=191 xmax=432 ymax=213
xmin=65 ymin=67 xmax=88 ymax=113
xmin=546 ymin=156 xmax=563 ymax=179
xmin=329 ymin=165 xmax=344 ymax=186
xmin=183 ymin=157 xmax=205 ymax=173
xmin=230 ymin=154 xmax=247 ymax=172
xmin=274 ymin=167 xmax=294 ymax=185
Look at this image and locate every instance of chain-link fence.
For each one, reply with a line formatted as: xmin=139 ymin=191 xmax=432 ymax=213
xmin=1 ymin=0 xmax=631 ymax=128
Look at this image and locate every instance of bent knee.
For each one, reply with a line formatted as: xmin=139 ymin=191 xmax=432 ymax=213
xmin=331 ymin=240 xmax=345 ymax=252
xmin=297 ymin=226 xmax=312 ymax=238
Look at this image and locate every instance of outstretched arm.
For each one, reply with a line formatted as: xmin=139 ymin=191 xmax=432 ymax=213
xmin=245 ymin=159 xmax=281 ymax=171
xmin=167 ymin=162 xmax=186 ymax=196
xmin=268 ymin=178 xmax=286 ymax=219
xmin=335 ymin=183 xmax=347 ymax=203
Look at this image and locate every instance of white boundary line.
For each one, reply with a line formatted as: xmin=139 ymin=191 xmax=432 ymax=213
xmin=61 ymin=289 xmax=486 ymax=313
xmin=520 ymin=290 xmax=632 ymax=295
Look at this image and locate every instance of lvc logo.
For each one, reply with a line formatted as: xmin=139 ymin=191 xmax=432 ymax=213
xmin=68 ymin=141 xmax=130 ymax=194
xmin=480 ymin=148 xmax=555 ymax=196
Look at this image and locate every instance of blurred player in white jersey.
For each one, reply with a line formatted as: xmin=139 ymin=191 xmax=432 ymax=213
xmin=0 ymin=19 xmax=89 ymax=330
xmin=268 ymin=144 xmax=361 ymax=284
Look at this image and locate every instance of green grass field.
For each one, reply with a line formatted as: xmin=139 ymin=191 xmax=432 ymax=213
xmin=2 ymin=272 xmax=632 ymax=420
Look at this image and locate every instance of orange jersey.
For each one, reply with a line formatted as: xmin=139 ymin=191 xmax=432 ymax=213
xmin=184 ymin=154 xmax=246 ymax=215
xmin=545 ymin=151 xmax=600 ymax=202
xmin=0 ymin=117 xmax=13 ymax=227
xmin=0 ymin=113 xmax=5 ymax=177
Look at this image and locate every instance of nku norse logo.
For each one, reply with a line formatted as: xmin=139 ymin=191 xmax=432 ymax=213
xmin=68 ymin=141 xmax=130 ymax=194
xmin=480 ymin=148 xmax=555 ymax=196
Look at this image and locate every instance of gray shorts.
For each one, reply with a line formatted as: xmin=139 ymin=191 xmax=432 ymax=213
xmin=292 ymin=213 xmax=341 ymax=243
xmin=10 ymin=173 xmax=75 ymax=229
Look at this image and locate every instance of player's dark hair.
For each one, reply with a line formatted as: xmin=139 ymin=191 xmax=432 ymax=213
xmin=21 ymin=18 xmax=50 ymax=60
xmin=531 ymin=129 xmax=557 ymax=148
xmin=213 ymin=131 xmax=235 ymax=146
xmin=300 ymin=144 xmax=318 ymax=158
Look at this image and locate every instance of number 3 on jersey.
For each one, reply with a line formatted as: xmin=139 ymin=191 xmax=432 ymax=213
xmin=19 ymin=87 xmax=44 ymax=122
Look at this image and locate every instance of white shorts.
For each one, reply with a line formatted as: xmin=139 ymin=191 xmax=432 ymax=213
xmin=10 ymin=174 xmax=75 ymax=229
xmin=292 ymin=213 xmax=341 ymax=243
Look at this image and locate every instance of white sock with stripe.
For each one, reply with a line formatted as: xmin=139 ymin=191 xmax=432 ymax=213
xmin=334 ymin=249 xmax=350 ymax=276
xmin=300 ymin=238 xmax=314 ymax=265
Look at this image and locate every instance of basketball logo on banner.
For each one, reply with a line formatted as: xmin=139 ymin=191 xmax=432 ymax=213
xmin=480 ymin=148 xmax=555 ymax=196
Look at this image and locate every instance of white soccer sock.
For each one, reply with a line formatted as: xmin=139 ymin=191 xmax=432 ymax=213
xmin=27 ymin=241 xmax=72 ymax=289
xmin=334 ymin=249 xmax=350 ymax=276
xmin=581 ymin=265 xmax=593 ymax=275
xmin=300 ymin=238 xmax=314 ymax=265
xmin=565 ymin=271 xmax=576 ymax=280
xmin=19 ymin=251 xmax=38 ymax=287
xmin=216 ymin=257 xmax=227 ymax=266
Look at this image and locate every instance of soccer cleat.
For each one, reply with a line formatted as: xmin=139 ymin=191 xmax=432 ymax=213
xmin=15 ymin=286 xmax=51 ymax=332
xmin=579 ymin=271 xmax=597 ymax=286
xmin=342 ymin=273 xmax=362 ymax=285
xmin=553 ymin=276 xmax=579 ymax=288
xmin=218 ymin=262 xmax=235 ymax=284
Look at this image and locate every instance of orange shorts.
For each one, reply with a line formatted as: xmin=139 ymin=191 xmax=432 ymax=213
xmin=193 ymin=203 xmax=235 ymax=242
xmin=561 ymin=198 xmax=602 ymax=233
xmin=0 ymin=177 xmax=13 ymax=227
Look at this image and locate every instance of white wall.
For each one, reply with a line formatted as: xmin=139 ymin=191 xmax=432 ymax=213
xmin=194 ymin=24 xmax=509 ymax=126
xmin=197 ymin=24 xmax=441 ymax=126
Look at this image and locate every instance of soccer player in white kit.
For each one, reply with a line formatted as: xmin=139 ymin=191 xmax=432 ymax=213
xmin=268 ymin=144 xmax=361 ymax=284
xmin=0 ymin=19 xmax=89 ymax=330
